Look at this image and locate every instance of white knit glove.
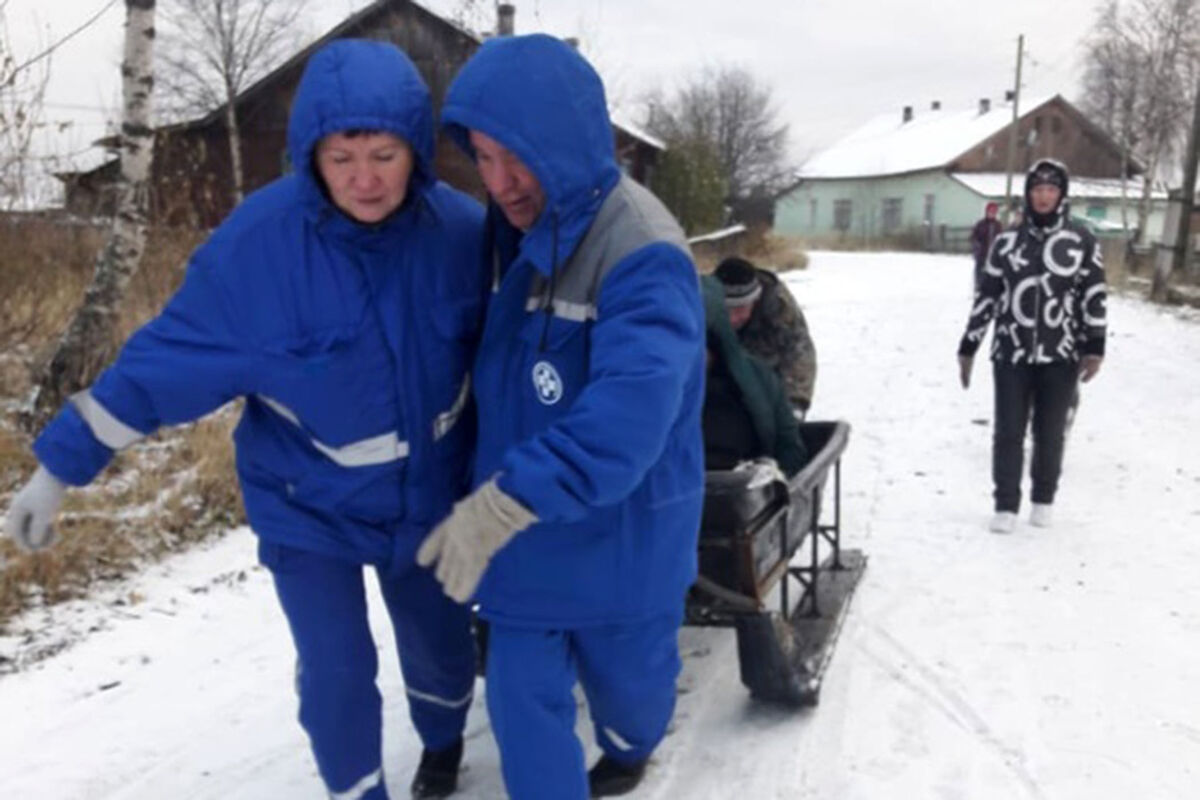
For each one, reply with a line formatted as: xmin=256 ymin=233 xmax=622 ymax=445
xmin=417 ymin=478 xmax=536 ymax=603
xmin=4 ymin=465 xmax=68 ymax=552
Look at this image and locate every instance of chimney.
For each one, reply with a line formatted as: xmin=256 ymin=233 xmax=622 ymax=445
xmin=902 ymin=105 xmax=913 ymax=124
xmin=563 ymin=36 xmax=580 ymax=50
xmin=979 ymin=97 xmax=991 ymax=115
xmin=497 ymin=3 xmax=515 ymax=36
xmin=931 ymin=100 xmax=941 ymax=111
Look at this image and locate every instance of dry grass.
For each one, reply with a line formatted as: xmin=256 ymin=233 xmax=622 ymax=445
xmin=0 ymin=219 xmax=238 ymax=633
xmin=0 ymin=221 xmax=205 ymax=365
xmin=749 ymin=232 xmax=810 ymax=274
xmin=0 ymin=221 xmax=101 ymax=354
xmin=692 ymin=229 xmax=810 ymax=275
xmin=0 ymin=411 xmax=242 ymax=628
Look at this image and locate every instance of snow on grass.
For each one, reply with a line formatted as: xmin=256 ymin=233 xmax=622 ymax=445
xmin=2 ymin=251 xmax=1198 ymax=799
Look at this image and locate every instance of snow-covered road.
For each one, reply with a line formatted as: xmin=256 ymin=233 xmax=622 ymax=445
xmin=2 ymin=251 xmax=1198 ymax=799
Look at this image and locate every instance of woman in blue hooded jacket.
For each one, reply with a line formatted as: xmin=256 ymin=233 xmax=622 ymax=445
xmin=417 ymin=35 xmax=706 ymax=800
xmin=4 ymin=41 xmax=486 ymax=800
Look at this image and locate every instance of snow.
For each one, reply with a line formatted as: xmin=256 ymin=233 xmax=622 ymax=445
xmin=3 ymin=251 xmax=1200 ymax=799
xmin=687 ymin=224 xmax=747 ymax=244
xmin=800 ymin=96 xmax=1053 ymax=179
xmin=609 ymin=110 xmax=667 ymax=152
xmin=52 ymin=147 xmax=118 ymax=179
xmin=951 ymin=172 xmax=1170 ymax=201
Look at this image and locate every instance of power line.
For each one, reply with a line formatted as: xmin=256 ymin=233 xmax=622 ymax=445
xmin=11 ymin=0 xmax=122 ymax=77
xmin=43 ymin=101 xmax=114 ymax=112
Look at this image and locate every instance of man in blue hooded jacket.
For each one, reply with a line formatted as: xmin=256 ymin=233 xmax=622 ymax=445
xmin=416 ymin=34 xmax=705 ymax=800
xmin=4 ymin=41 xmax=486 ymax=800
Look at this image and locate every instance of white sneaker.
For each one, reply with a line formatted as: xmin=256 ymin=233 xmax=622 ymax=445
xmin=1030 ymin=503 xmax=1053 ymax=528
xmin=989 ymin=511 xmax=1017 ymax=534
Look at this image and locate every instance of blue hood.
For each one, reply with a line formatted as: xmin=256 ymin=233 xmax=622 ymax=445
xmin=441 ymin=34 xmax=621 ymax=274
xmin=288 ymin=39 xmax=435 ymax=211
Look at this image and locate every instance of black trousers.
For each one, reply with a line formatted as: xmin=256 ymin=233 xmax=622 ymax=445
xmin=991 ymin=361 xmax=1078 ymax=512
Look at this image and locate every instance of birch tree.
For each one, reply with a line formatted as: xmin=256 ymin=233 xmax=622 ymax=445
xmin=156 ymin=0 xmax=306 ymax=205
xmin=30 ymin=0 xmax=157 ymax=427
xmin=1081 ymin=0 xmax=1200 ymax=244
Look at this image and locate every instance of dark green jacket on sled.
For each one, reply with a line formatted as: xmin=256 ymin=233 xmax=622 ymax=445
xmin=702 ymin=275 xmax=808 ymax=476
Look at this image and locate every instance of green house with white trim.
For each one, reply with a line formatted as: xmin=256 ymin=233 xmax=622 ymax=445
xmin=776 ymin=95 xmax=1168 ymax=248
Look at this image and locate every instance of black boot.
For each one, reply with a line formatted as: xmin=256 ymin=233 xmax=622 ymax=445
xmin=588 ymin=755 xmax=648 ymax=797
xmin=410 ymin=737 xmax=462 ymax=799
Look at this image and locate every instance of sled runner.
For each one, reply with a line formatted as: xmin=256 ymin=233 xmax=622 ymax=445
xmin=686 ymin=420 xmax=866 ymax=706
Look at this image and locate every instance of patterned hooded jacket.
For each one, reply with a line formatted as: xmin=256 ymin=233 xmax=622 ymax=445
xmin=958 ymin=159 xmax=1107 ymax=365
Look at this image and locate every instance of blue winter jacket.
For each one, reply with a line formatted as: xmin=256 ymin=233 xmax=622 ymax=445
xmin=442 ymin=35 xmax=706 ymax=626
xmin=34 ymin=40 xmax=488 ymax=570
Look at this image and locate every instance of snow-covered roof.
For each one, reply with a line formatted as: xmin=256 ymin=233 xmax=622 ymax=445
xmin=800 ymin=96 xmax=1055 ymax=179
xmin=52 ymin=147 xmax=118 ymax=180
xmin=609 ymin=109 xmax=666 ymax=151
xmin=687 ymin=224 xmax=746 ymax=244
xmin=950 ymin=172 xmax=1170 ymax=201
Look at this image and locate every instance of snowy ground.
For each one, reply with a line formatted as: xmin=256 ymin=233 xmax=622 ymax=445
xmin=2 ymin=251 xmax=1199 ymax=799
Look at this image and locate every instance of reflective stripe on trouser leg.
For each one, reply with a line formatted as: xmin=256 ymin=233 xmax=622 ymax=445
xmin=260 ymin=542 xmax=388 ymax=799
xmin=329 ymin=768 xmax=387 ymax=800
xmin=486 ymin=624 xmax=588 ymax=800
xmin=574 ymin=609 xmax=684 ymax=764
xmin=377 ymin=563 xmax=476 ymax=752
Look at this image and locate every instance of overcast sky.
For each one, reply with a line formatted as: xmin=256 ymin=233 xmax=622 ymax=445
xmin=6 ymin=0 xmax=1105 ymax=169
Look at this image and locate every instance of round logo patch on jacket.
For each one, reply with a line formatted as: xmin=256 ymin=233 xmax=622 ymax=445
xmin=531 ymin=360 xmax=564 ymax=405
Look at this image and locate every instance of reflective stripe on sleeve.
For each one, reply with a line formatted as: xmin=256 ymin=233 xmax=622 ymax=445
xmin=70 ymin=391 xmax=144 ymax=450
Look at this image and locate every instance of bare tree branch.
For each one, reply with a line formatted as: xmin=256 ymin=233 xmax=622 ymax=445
xmin=8 ymin=0 xmax=122 ymax=79
xmin=644 ymin=64 xmax=794 ymax=216
xmin=156 ymin=0 xmax=307 ymax=204
xmin=0 ymin=4 xmax=54 ymax=210
xmin=1081 ymin=0 xmax=1200 ymax=243
xmin=30 ymin=0 xmax=158 ymax=428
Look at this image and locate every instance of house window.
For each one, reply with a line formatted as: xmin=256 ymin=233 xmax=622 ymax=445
xmin=833 ymin=199 xmax=852 ymax=231
xmin=923 ymin=194 xmax=935 ymax=224
xmin=810 ymin=198 xmax=818 ymax=226
xmin=882 ymin=198 xmax=903 ymax=233
xmin=1087 ymin=203 xmax=1107 ymax=220
xmin=1051 ymin=116 xmax=1063 ymax=134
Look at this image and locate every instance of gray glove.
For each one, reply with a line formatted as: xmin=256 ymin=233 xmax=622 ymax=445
xmin=5 ymin=465 xmax=68 ymax=552
xmin=416 ymin=478 xmax=536 ymax=603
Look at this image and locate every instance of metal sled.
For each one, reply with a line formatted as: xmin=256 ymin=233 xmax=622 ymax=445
xmin=686 ymin=420 xmax=867 ymax=706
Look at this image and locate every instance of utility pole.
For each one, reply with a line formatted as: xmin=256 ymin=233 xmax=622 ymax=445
xmin=1003 ymin=34 xmax=1024 ymax=225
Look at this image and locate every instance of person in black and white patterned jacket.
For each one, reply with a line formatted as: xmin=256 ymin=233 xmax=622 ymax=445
xmin=957 ymin=158 xmax=1107 ymax=534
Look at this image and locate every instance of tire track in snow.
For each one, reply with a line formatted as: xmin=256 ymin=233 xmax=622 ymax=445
xmin=858 ymin=622 xmax=1047 ymax=800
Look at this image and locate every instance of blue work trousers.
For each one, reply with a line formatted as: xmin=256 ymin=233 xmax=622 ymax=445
xmin=485 ymin=610 xmax=684 ymax=800
xmin=262 ymin=541 xmax=475 ymax=800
